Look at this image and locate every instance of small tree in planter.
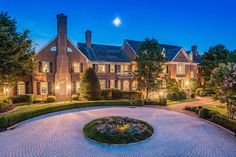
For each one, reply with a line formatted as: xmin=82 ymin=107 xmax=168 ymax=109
xmin=79 ymin=67 xmax=101 ymax=100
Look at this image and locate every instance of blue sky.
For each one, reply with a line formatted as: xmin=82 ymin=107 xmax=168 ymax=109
xmin=1 ymin=0 xmax=236 ymax=53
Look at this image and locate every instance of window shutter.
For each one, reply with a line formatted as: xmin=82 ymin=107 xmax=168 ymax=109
xmin=49 ymin=62 xmax=53 ymax=73
xmin=48 ymin=82 xmax=52 ymax=95
xmin=36 ymin=82 xmax=41 ymax=95
xmin=92 ymin=64 xmax=96 ymax=70
xmin=38 ymin=61 xmax=42 ymax=72
xmin=108 ymin=80 xmax=110 ymax=88
xmin=115 ymin=65 xmax=118 ymax=73
xmin=25 ymin=82 xmax=30 ymax=94
xmin=80 ymin=63 xmax=83 ymax=73
xmin=14 ymin=85 xmax=17 ymax=95
xmin=166 ymin=65 xmax=169 ymax=73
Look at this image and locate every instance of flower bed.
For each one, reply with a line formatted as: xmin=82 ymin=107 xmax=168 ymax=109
xmin=83 ymin=116 xmax=154 ymax=144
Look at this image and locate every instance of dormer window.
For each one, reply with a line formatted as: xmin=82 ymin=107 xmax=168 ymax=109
xmin=50 ymin=46 xmax=57 ymax=52
xmin=189 ymin=52 xmax=193 ymax=62
xmin=162 ymin=49 xmax=166 ymax=58
xmin=67 ymin=47 xmax=73 ymax=52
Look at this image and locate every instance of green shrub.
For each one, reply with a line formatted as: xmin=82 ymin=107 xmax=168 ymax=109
xmin=80 ymin=68 xmax=101 ymax=100
xmin=185 ymin=106 xmax=203 ymax=114
xmin=144 ymin=97 xmax=167 ymax=106
xmin=166 ymin=92 xmax=179 ymax=100
xmin=47 ymin=96 xmax=56 ymax=103
xmin=195 ymin=88 xmax=206 ymax=97
xmin=191 ymin=93 xmax=196 ymax=98
xmin=189 ymin=78 xmax=200 ymax=92
xmin=71 ymin=94 xmax=79 ymax=101
xmin=199 ymin=108 xmax=210 ymax=118
xmin=101 ymin=89 xmax=122 ymax=99
xmin=0 ymin=98 xmax=13 ymax=112
xmin=159 ymin=97 xmax=167 ymax=106
xmin=178 ymin=90 xmax=186 ymax=99
xmin=11 ymin=94 xmax=35 ymax=104
xmin=121 ymin=91 xmax=141 ymax=99
xmin=132 ymin=99 xmax=144 ymax=106
xmin=210 ymin=113 xmax=236 ymax=133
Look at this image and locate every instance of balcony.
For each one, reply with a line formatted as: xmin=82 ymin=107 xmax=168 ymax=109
xmin=116 ymin=71 xmax=134 ymax=78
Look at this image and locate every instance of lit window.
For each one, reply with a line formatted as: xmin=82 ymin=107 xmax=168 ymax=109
xmin=50 ymin=46 xmax=57 ymax=52
xmin=73 ymin=63 xmax=80 ymax=73
xmin=42 ymin=61 xmax=49 ymax=73
xmin=110 ymin=65 xmax=115 ymax=73
xmin=99 ymin=80 xmax=106 ymax=89
xmin=163 ymin=65 xmax=167 ymax=73
xmin=132 ymin=81 xmax=137 ymax=91
xmin=118 ymin=80 xmax=121 ymax=89
xmin=177 ymin=64 xmax=185 ymax=75
xmin=123 ymin=80 xmax=129 ymax=91
xmin=67 ymin=47 xmax=73 ymax=52
xmin=98 ymin=65 xmax=106 ymax=73
xmin=121 ymin=65 xmax=129 ymax=72
xmin=190 ymin=71 xmax=194 ymax=79
xmin=110 ymin=80 xmax=115 ymax=88
xmin=17 ymin=82 xmax=25 ymax=95
xmin=41 ymin=82 xmax=48 ymax=95
xmin=189 ymin=53 xmax=193 ymax=62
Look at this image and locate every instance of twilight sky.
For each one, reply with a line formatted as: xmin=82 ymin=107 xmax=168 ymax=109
xmin=1 ymin=0 xmax=236 ymax=53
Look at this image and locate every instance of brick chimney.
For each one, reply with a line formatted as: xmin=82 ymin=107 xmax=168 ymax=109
xmin=86 ymin=30 xmax=92 ymax=48
xmin=191 ymin=45 xmax=198 ymax=55
xmin=57 ymin=13 xmax=67 ymax=37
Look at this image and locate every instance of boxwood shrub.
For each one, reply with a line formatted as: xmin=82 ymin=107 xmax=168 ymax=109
xmin=11 ymin=94 xmax=35 ymax=104
xmin=144 ymin=97 xmax=167 ymax=106
xmin=199 ymin=108 xmax=211 ymax=118
xmin=47 ymin=96 xmax=56 ymax=103
xmin=101 ymin=89 xmax=141 ymax=100
xmin=0 ymin=98 xmax=13 ymax=113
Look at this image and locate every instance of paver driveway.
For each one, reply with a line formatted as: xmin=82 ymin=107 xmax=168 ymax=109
xmin=0 ymin=107 xmax=235 ymax=157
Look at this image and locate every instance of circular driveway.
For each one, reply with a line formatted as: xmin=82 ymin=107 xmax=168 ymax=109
xmin=0 ymin=107 xmax=235 ymax=157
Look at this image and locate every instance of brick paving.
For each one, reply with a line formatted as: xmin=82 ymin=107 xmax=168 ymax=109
xmin=0 ymin=106 xmax=235 ymax=157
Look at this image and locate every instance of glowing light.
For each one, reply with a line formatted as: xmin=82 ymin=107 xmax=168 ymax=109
xmin=113 ymin=17 xmax=121 ymax=27
xmin=159 ymin=92 xmax=163 ymax=96
xmin=56 ymin=85 xmax=60 ymax=90
xmin=67 ymin=84 xmax=71 ymax=89
xmin=185 ymin=81 xmax=189 ymax=86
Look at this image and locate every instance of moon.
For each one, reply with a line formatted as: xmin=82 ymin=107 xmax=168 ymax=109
xmin=113 ymin=17 xmax=121 ymax=27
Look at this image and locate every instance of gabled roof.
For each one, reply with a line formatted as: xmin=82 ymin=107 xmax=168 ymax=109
xmin=124 ymin=39 xmax=182 ymax=61
xmin=186 ymin=51 xmax=202 ymax=64
xmin=77 ymin=43 xmax=131 ymax=62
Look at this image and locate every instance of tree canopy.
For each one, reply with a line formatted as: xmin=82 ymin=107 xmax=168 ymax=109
xmin=201 ymin=44 xmax=229 ymax=83
xmin=79 ymin=67 xmax=101 ymax=100
xmin=135 ymin=38 xmax=166 ymax=99
xmin=0 ymin=12 xmax=35 ymax=87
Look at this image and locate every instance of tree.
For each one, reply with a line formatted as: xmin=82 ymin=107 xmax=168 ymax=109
xmin=135 ymin=38 xmax=166 ymax=99
xmin=201 ymin=44 xmax=228 ymax=83
xmin=0 ymin=12 xmax=35 ymax=88
xmin=79 ymin=67 xmax=101 ymax=100
xmin=207 ymin=64 xmax=236 ymax=119
xmin=189 ymin=78 xmax=200 ymax=92
xmin=166 ymin=78 xmax=179 ymax=92
xmin=227 ymin=50 xmax=236 ymax=63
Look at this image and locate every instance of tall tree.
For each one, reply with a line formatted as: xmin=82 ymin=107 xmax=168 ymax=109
xmin=201 ymin=44 xmax=228 ymax=83
xmin=0 ymin=12 xmax=35 ymax=88
xmin=135 ymin=38 xmax=166 ymax=99
xmin=227 ymin=50 xmax=236 ymax=63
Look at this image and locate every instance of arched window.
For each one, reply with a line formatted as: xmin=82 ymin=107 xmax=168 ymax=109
xmin=123 ymin=80 xmax=130 ymax=91
xmin=50 ymin=46 xmax=57 ymax=52
xmin=67 ymin=47 xmax=73 ymax=52
xmin=132 ymin=81 xmax=137 ymax=91
xmin=17 ymin=82 xmax=25 ymax=95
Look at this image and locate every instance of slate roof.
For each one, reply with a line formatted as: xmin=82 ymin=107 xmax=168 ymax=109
xmin=125 ymin=39 xmax=201 ymax=63
xmin=77 ymin=43 xmax=131 ymax=62
xmin=125 ymin=39 xmax=182 ymax=61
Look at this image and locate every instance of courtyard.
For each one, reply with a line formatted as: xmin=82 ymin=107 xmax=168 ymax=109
xmin=0 ymin=106 xmax=235 ymax=157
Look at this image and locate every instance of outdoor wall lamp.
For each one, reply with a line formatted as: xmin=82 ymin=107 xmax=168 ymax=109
xmin=56 ymin=85 xmax=60 ymax=90
xmin=67 ymin=84 xmax=71 ymax=89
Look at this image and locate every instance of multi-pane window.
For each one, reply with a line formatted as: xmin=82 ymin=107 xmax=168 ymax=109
xmin=110 ymin=80 xmax=115 ymax=88
xmin=42 ymin=61 xmax=49 ymax=73
xmin=123 ymin=80 xmax=130 ymax=91
xmin=73 ymin=63 xmax=80 ymax=73
xmin=99 ymin=80 xmax=106 ymax=89
xmin=41 ymin=82 xmax=48 ymax=95
xmin=98 ymin=65 xmax=106 ymax=73
xmin=110 ymin=65 xmax=115 ymax=73
xmin=17 ymin=82 xmax=25 ymax=95
xmin=190 ymin=71 xmax=194 ymax=79
xmin=132 ymin=81 xmax=137 ymax=91
xmin=177 ymin=64 xmax=185 ymax=75
xmin=117 ymin=80 xmax=121 ymax=89
xmin=121 ymin=65 xmax=129 ymax=72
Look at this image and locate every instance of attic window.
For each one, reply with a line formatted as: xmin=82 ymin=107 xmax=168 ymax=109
xmin=67 ymin=47 xmax=73 ymax=52
xmin=50 ymin=46 xmax=57 ymax=52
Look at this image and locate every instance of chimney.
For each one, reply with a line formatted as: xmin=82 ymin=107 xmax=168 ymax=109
xmin=191 ymin=45 xmax=198 ymax=55
xmin=86 ymin=30 xmax=92 ymax=48
xmin=57 ymin=13 xmax=67 ymax=37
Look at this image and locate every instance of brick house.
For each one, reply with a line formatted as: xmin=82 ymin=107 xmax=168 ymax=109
xmin=0 ymin=14 xmax=201 ymax=100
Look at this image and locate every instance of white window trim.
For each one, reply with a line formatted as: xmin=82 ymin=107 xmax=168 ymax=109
xmin=40 ymin=82 xmax=48 ymax=95
xmin=17 ymin=82 xmax=25 ymax=95
xmin=176 ymin=63 xmax=185 ymax=75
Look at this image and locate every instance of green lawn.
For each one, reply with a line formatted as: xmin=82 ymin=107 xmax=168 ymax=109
xmin=0 ymin=99 xmax=137 ymax=128
xmin=204 ymin=104 xmax=228 ymax=116
xmin=167 ymin=98 xmax=198 ymax=105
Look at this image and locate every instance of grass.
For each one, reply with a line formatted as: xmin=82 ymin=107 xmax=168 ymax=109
xmin=167 ymin=98 xmax=198 ymax=105
xmin=204 ymin=104 xmax=236 ymax=119
xmin=0 ymin=99 xmax=139 ymax=128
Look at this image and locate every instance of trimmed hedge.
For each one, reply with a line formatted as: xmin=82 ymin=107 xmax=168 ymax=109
xmin=71 ymin=94 xmax=79 ymax=101
xmin=47 ymin=96 xmax=56 ymax=103
xmin=184 ymin=106 xmax=203 ymax=114
xmin=199 ymin=108 xmax=210 ymax=118
xmin=11 ymin=94 xmax=35 ymax=104
xmin=101 ymin=89 xmax=141 ymax=100
xmin=145 ymin=97 xmax=167 ymax=106
xmin=0 ymin=99 xmax=140 ymax=128
xmin=167 ymin=91 xmax=187 ymax=101
xmin=0 ymin=98 xmax=13 ymax=113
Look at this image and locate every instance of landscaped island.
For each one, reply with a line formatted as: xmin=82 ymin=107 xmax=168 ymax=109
xmin=83 ymin=116 xmax=154 ymax=144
